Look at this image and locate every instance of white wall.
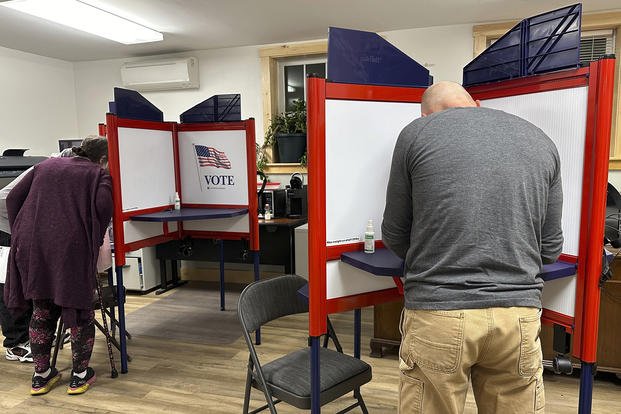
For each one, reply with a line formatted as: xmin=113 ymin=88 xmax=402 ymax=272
xmin=0 ymin=22 xmax=474 ymax=158
xmin=0 ymin=46 xmax=78 ymax=156
xmin=383 ymin=24 xmax=474 ymax=83
xmin=74 ymin=46 xmax=263 ymax=139
xmin=73 ymin=24 xmax=474 ymax=145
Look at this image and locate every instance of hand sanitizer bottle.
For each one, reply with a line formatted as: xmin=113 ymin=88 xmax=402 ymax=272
xmin=364 ymin=219 xmax=375 ymax=254
xmin=264 ymin=203 xmax=272 ymax=220
xmin=174 ymin=192 xmax=181 ymax=210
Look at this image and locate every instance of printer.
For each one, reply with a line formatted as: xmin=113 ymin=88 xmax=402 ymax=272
xmin=0 ymin=149 xmax=47 ymax=188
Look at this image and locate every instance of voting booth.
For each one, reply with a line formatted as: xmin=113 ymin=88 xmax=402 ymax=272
xmin=104 ymin=88 xmax=258 ymax=373
xmin=305 ymin=4 xmax=614 ymax=413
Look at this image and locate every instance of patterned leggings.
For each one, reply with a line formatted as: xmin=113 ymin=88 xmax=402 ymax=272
xmin=30 ymin=299 xmax=95 ymax=374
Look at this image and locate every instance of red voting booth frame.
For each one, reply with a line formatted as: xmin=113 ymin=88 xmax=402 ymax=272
xmin=306 ymin=59 xmax=614 ymax=413
xmin=306 ymin=79 xmax=425 ymax=338
xmin=105 ymin=115 xmax=259 ymax=266
xmin=307 ymin=59 xmax=614 ymax=363
xmin=101 ymin=115 xmax=259 ymax=374
xmin=467 ymin=59 xmax=615 ymax=365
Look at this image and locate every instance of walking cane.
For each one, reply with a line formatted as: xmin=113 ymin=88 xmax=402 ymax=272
xmin=94 ymin=272 xmax=118 ymax=378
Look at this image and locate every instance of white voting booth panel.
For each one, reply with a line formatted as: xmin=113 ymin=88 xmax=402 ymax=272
xmin=182 ymin=215 xmax=250 ymax=232
xmin=481 ymin=86 xmax=588 ymax=318
xmin=117 ymin=127 xmax=176 ymax=213
xmin=326 ymin=261 xmax=396 ymax=299
xmin=178 ymin=130 xmax=249 ymax=206
xmin=324 ymin=99 xmax=421 ymax=299
xmin=123 ymin=221 xmax=178 ymax=244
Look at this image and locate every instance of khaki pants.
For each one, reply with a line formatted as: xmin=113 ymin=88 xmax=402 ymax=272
xmin=399 ymin=307 xmax=545 ymax=414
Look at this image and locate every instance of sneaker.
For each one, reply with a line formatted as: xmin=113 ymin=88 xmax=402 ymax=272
xmin=31 ymin=367 xmax=62 ymax=395
xmin=67 ymin=367 xmax=96 ymax=395
xmin=6 ymin=341 xmax=33 ymax=363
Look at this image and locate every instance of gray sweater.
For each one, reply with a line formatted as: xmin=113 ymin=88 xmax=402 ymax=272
xmin=382 ymin=107 xmax=563 ymax=310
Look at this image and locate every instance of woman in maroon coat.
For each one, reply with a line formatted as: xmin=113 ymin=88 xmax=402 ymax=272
xmin=4 ymin=137 xmax=112 ymax=395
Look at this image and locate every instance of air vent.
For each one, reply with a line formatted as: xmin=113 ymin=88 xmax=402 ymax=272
xmin=580 ymin=30 xmax=615 ymax=64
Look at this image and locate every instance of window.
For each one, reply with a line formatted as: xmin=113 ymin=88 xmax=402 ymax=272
xmin=259 ymin=41 xmax=327 ymax=173
xmin=278 ymin=57 xmax=326 ymax=113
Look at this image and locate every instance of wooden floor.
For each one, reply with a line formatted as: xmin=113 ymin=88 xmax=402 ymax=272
xmin=1 ymin=286 xmax=621 ymax=413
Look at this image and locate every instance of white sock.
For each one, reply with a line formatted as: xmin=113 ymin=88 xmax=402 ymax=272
xmin=34 ymin=368 xmax=51 ymax=378
xmin=74 ymin=369 xmax=87 ymax=379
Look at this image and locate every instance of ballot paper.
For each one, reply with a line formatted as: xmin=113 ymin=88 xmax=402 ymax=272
xmin=0 ymin=246 xmax=9 ymax=284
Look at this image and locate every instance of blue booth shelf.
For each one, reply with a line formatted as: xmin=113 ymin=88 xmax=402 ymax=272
xmin=130 ymin=207 xmax=248 ymax=222
xmin=340 ymin=248 xmax=577 ymax=282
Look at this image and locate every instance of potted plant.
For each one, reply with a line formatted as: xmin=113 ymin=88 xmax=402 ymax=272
xmin=263 ymin=99 xmax=307 ymax=164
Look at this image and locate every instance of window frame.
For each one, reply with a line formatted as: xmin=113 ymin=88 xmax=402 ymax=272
xmin=259 ymin=41 xmax=327 ymax=174
xmin=472 ymin=11 xmax=621 ymax=169
xmin=277 ymin=56 xmax=327 ymax=114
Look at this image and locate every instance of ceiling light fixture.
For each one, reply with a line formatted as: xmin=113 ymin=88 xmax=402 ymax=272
xmin=0 ymin=0 xmax=163 ymax=45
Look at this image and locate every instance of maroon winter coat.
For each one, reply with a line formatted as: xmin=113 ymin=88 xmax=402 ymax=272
xmin=4 ymin=157 xmax=112 ymax=326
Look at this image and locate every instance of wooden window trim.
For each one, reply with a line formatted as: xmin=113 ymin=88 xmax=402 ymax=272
xmin=473 ymin=11 xmax=621 ymax=169
xmin=259 ymin=41 xmax=328 ymax=174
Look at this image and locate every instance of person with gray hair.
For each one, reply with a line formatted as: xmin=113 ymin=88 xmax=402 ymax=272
xmin=383 ymin=81 xmax=563 ymax=413
xmin=4 ymin=136 xmax=112 ymax=396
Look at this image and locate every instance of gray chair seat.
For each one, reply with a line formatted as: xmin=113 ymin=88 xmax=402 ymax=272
xmin=259 ymin=347 xmax=372 ymax=408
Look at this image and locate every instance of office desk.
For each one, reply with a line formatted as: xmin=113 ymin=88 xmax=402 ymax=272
xmin=258 ymin=217 xmax=307 ymax=273
xmin=155 ymin=216 xmax=307 ymax=283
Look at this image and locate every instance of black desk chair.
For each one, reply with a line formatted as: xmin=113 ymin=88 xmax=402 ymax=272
xmin=238 ymin=274 xmax=371 ymax=414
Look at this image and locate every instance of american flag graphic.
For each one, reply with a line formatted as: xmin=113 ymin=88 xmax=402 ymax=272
xmin=194 ymin=145 xmax=231 ymax=169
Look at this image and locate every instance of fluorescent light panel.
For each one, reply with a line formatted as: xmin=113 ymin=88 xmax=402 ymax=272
xmin=0 ymin=0 xmax=163 ymax=44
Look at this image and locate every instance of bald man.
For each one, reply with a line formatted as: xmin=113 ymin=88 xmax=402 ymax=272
xmin=382 ymin=81 xmax=563 ymax=414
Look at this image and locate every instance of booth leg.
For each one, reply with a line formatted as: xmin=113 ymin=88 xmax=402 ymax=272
xmin=115 ymin=266 xmax=128 ymax=374
xmin=354 ymin=308 xmax=361 ymax=359
xmin=155 ymin=259 xmax=168 ymax=295
xmin=311 ymin=336 xmax=321 ymax=414
xmin=253 ymin=251 xmax=261 ymax=345
xmin=219 ymin=239 xmax=225 ymax=311
xmin=578 ymin=362 xmax=595 ymax=414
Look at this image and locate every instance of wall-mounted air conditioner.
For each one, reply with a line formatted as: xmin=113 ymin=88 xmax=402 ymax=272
xmin=120 ymin=57 xmax=199 ymax=92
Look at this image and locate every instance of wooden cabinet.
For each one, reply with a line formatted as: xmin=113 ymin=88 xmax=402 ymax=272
xmin=370 ymin=299 xmax=402 ymax=357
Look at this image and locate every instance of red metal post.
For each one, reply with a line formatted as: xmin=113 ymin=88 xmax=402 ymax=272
xmin=307 ymin=77 xmax=327 ymax=337
xmin=579 ymin=58 xmax=615 ymax=362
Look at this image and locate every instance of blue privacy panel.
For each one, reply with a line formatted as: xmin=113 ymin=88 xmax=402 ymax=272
xmin=180 ymin=94 xmax=241 ymax=123
xmin=111 ymin=87 xmax=163 ymax=122
xmin=463 ymin=4 xmax=581 ymax=86
xmin=328 ymin=27 xmax=430 ymax=88
xmin=526 ymin=4 xmax=581 ymax=75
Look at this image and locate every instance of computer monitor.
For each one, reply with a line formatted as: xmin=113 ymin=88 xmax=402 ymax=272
xmin=58 ymin=139 xmax=83 ymax=152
